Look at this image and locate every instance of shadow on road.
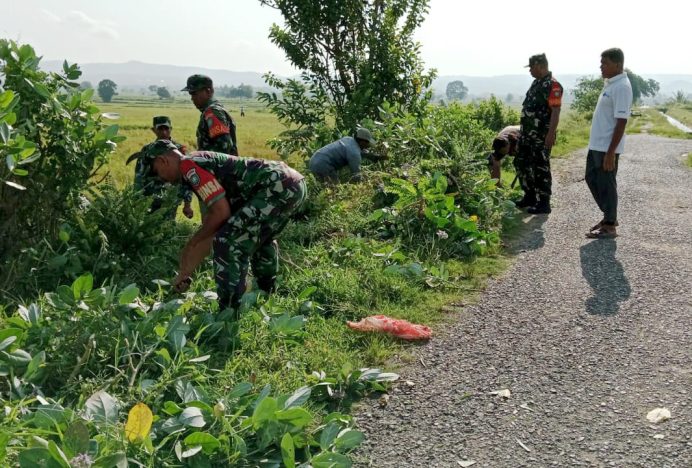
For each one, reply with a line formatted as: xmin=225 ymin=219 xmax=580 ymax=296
xmin=580 ymin=239 xmax=631 ymax=315
xmin=505 ymin=212 xmax=548 ymax=254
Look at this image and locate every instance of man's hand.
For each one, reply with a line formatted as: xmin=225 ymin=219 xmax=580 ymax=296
xmin=173 ymin=273 xmax=192 ymax=293
xmin=544 ymin=132 xmax=556 ymax=151
xmin=183 ymin=202 xmax=194 ymax=219
xmin=603 ymin=152 xmax=616 ymax=172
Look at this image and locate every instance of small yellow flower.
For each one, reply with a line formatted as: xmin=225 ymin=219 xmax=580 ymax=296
xmin=470 ymin=215 xmax=479 ymax=223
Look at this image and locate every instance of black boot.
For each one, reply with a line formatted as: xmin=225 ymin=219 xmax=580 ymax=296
xmin=528 ymin=196 xmax=551 ymax=214
xmin=515 ymin=192 xmax=537 ymax=208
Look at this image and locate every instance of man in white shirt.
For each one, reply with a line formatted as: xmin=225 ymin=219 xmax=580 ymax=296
xmin=585 ymin=48 xmax=633 ymax=239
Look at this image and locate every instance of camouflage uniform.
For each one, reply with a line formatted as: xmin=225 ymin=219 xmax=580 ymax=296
xmin=197 ymin=99 xmax=238 ymax=155
xmin=134 ymin=140 xmax=193 ymax=215
xmin=516 ymin=72 xmax=563 ymax=200
xmin=179 ymin=151 xmax=306 ymax=311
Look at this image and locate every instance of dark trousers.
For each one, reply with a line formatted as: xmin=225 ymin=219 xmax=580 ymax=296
xmin=514 ymin=142 xmax=552 ymax=199
xmin=585 ymin=150 xmax=619 ymax=224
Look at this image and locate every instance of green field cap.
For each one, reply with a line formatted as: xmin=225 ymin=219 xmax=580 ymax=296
xmin=355 ymin=127 xmax=376 ymax=145
xmin=181 ymin=74 xmax=213 ymax=92
xmin=525 ymin=53 xmax=548 ymax=67
xmin=152 ymin=115 xmax=172 ymax=128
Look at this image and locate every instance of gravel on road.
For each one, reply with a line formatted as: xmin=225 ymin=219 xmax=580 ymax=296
xmin=356 ymin=135 xmax=692 ymax=468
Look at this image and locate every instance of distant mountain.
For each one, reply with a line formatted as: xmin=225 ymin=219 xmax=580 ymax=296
xmin=41 ymin=59 xmax=692 ymax=99
xmin=41 ymin=60 xmax=272 ymax=92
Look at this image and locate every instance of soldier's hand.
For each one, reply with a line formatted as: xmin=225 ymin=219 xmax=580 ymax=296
xmin=173 ymin=274 xmax=192 ymax=293
xmin=544 ymin=132 xmax=556 ymax=150
xmin=183 ymin=203 xmax=194 ymax=219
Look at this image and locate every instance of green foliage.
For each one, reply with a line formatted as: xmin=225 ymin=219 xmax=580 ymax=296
xmin=471 ymin=96 xmax=520 ymax=132
xmin=671 ymin=90 xmax=689 ymax=105
xmin=97 ymin=79 xmax=118 ymax=103
xmin=156 ymin=87 xmax=171 ymax=99
xmin=625 ymin=69 xmax=659 ymax=103
xmin=259 ymin=0 xmax=436 ymax=133
xmin=217 ymin=83 xmax=255 ymax=99
xmin=0 ymin=40 xmax=123 ymax=266
xmin=445 ymin=80 xmax=468 ymax=101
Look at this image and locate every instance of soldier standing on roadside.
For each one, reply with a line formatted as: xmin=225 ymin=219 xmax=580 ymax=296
xmin=515 ymin=53 xmax=563 ymax=214
xmin=182 ymin=75 xmax=238 ymax=155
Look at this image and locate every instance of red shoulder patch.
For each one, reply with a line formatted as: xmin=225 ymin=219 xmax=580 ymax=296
xmin=204 ymin=109 xmax=230 ymax=138
xmin=548 ymin=80 xmax=563 ymax=107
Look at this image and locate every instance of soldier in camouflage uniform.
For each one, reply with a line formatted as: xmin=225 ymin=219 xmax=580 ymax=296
xmin=515 ymin=53 xmax=563 ymax=214
xmin=128 ymin=116 xmax=194 ymax=218
xmin=139 ymin=140 xmax=306 ymax=313
xmin=182 ymin=75 xmax=238 ymax=155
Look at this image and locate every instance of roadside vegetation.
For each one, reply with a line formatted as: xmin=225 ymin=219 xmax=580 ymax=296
xmin=1 ymin=35 xmax=518 ymax=466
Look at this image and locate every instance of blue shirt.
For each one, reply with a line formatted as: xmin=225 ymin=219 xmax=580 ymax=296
xmin=309 ymin=137 xmax=363 ymax=176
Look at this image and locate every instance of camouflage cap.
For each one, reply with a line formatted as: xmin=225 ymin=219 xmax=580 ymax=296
xmin=181 ymin=74 xmax=213 ymax=92
xmin=152 ymin=115 xmax=172 ymax=128
xmin=525 ymin=53 xmax=548 ymax=67
xmin=138 ymin=139 xmax=180 ymax=176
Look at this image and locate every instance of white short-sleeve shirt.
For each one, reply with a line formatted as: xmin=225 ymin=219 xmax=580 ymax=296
xmin=588 ymin=73 xmax=633 ymax=154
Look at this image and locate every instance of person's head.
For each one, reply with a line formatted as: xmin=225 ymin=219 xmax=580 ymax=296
xmin=354 ymin=127 xmax=376 ymax=150
xmin=492 ymin=137 xmax=510 ymax=158
xmin=142 ymin=139 xmax=183 ymax=183
xmin=182 ymin=74 xmax=214 ymax=110
xmin=526 ymin=53 xmax=549 ymax=79
xmin=151 ymin=115 xmax=172 ymax=140
xmin=600 ymin=48 xmax=625 ymax=79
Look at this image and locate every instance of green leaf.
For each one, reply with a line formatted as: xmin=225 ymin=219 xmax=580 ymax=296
xmin=280 ymin=433 xmax=295 ymax=468
xmin=0 ymin=122 xmax=10 ymax=144
xmin=104 ymin=124 xmax=119 ymax=139
xmin=0 ymin=90 xmax=14 ymax=107
xmin=84 ymin=390 xmax=119 ymax=424
xmin=118 ymin=283 xmax=139 ymax=305
xmin=23 ymin=350 xmax=45 ymax=383
xmin=33 ymin=82 xmax=51 ymax=99
xmin=166 ymin=316 xmax=190 ymax=353
xmin=18 ymin=448 xmax=59 ymax=468
xmin=335 ymin=429 xmax=364 ymax=450
xmin=12 ymin=168 xmax=29 ymax=176
xmin=93 ymin=452 xmax=127 ymax=468
xmin=184 ymin=432 xmax=220 ymax=455
xmin=5 ymin=154 xmax=15 ymax=171
xmin=1 ymin=349 xmax=31 ymax=366
xmin=297 ymin=285 xmax=317 ymax=300
xmin=0 ymin=336 xmax=17 ymax=351
xmin=63 ymin=420 xmax=90 ymax=459
xmin=275 ymin=407 xmax=312 ymax=428
xmin=178 ymin=407 xmax=205 ymax=428
xmin=228 ymin=382 xmax=252 ymax=399
xmin=71 ymin=273 xmax=94 ymax=299
xmin=47 ymin=440 xmax=70 ymax=468
xmin=311 ymin=451 xmax=352 ymax=468
xmin=252 ymin=397 xmax=278 ymax=429
xmin=284 ymin=385 xmax=311 ymax=409
xmin=319 ymin=421 xmax=341 ymax=450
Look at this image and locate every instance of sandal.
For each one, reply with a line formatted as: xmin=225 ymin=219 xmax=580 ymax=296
xmin=588 ymin=220 xmax=619 ymax=233
xmin=585 ymin=228 xmax=618 ymax=239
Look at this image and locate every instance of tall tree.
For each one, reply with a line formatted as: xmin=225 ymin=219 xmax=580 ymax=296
xmin=625 ymin=69 xmax=659 ymax=104
xmin=259 ymin=0 xmax=436 ymax=130
xmin=571 ymin=70 xmax=660 ymax=119
xmin=156 ymin=86 xmax=171 ymax=99
xmin=97 ymin=79 xmax=118 ymax=103
xmin=445 ymin=80 xmax=468 ymax=101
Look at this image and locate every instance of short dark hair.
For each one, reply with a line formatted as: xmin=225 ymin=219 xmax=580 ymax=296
xmin=492 ymin=137 xmax=509 ymax=153
xmin=601 ymin=48 xmax=624 ymax=65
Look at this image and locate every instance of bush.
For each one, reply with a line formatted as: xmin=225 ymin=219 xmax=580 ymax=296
xmin=0 ymin=40 xmax=123 ymax=266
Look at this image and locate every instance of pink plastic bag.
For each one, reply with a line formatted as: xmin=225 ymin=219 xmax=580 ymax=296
xmin=347 ymin=315 xmax=432 ymax=340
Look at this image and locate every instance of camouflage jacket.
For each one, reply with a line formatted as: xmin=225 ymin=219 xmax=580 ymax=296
xmin=197 ymin=99 xmax=238 ymax=155
xmin=179 ymin=151 xmax=303 ymax=210
xmin=134 ymin=140 xmax=193 ymax=203
xmin=519 ymin=72 xmax=563 ymax=144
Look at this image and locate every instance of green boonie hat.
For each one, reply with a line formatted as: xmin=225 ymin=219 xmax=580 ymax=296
xmin=181 ymin=74 xmax=213 ymax=92
xmin=152 ymin=115 xmax=172 ymax=128
xmin=525 ymin=53 xmax=548 ymax=67
xmin=355 ymin=127 xmax=376 ymax=145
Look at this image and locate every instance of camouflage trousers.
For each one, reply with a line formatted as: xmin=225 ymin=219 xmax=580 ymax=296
xmin=213 ymin=179 xmax=307 ymax=311
xmin=514 ymin=141 xmax=552 ymax=198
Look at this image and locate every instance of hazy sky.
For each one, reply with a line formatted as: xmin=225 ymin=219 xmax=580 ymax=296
xmin=2 ymin=0 xmax=690 ymax=76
